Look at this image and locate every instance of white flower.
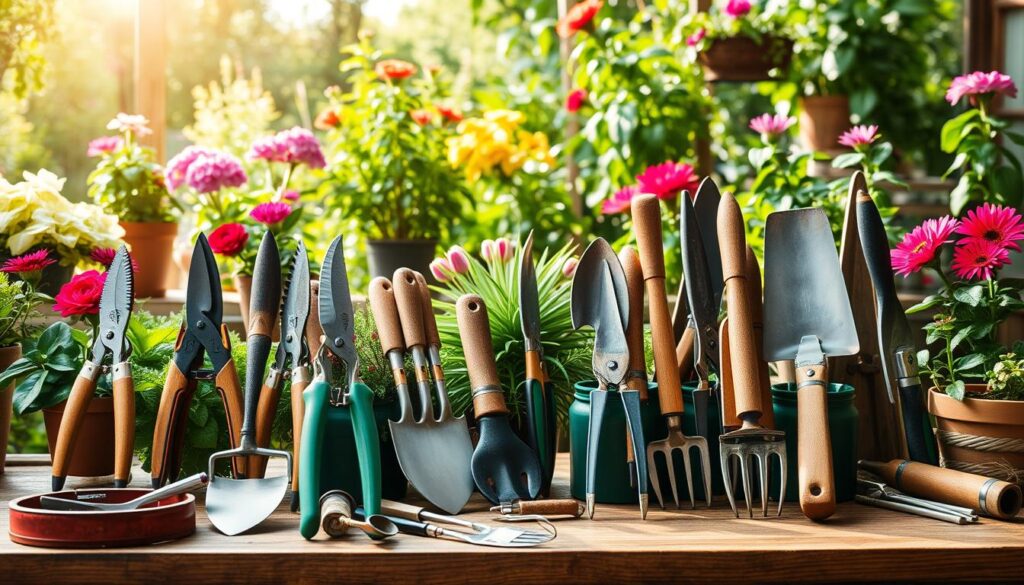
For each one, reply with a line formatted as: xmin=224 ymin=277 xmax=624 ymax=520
xmin=107 ymin=113 xmax=153 ymax=137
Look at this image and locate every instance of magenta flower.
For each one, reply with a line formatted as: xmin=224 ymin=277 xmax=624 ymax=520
xmin=282 ymin=190 xmax=301 ymax=202
xmin=562 ymin=257 xmax=579 ymax=279
xmin=946 ymin=71 xmax=1018 ymax=106
xmin=87 ymin=135 xmax=123 ymax=157
xmin=602 ymin=185 xmax=640 ymax=215
xmin=429 ymin=257 xmax=453 ymax=282
xmin=446 ymin=246 xmax=471 ymax=274
xmin=890 ymin=216 xmax=959 ymax=277
xmin=165 ymin=146 xmax=218 ymax=191
xmin=686 ymin=28 xmax=706 ymax=47
xmin=955 ymin=203 xmax=1024 ymax=252
xmin=724 ymin=0 xmax=751 ymax=18
xmin=749 ymin=113 xmax=796 ymax=138
xmin=952 ymin=239 xmax=1009 ymax=281
xmin=838 ymin=125 xmax=879 ymax=148
xmin=481 ymin=238 xmax=514 ymax=264
xmin=247 ymin=136 xmax=287 ymax=163
xmin=1 ymin=249 xmax=56 ymax=274
xmin=249 ymin=202 xmax=294 ymax=225
xmin=636 ymin=161 xmax=699 ymax=201
xmin=247 ymin=127 xmax=326 ymax=169
xmin=565 ymin=89 xmax=588 ymax=113
xmin=185 ymin=151 xmax=248 ymax=194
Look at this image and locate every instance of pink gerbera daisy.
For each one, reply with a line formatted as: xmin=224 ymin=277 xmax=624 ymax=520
xmin=749 ymin=113 xmax=796 ymax=138
xmin=838 ymin=125 xmax=879 ymax=148
xmin=635 ymin=162 xmax=699 ymax=201
xmin=946 ymin=71 xmax=1018 ymax=106
xmin=890 ymin=216 xmax=959 ymax=277
xmin=1 ymin=250 xmax=56 ymax=274
xmin=954 ymin=203 xmax=1024 ymax=252
xmin=249 ymin=201 xmax=293 ymax=225
xmin=602 ymin=185 xmax=640 ymax=215
xmin=952 ymin=239 xmax=1009 ymax=281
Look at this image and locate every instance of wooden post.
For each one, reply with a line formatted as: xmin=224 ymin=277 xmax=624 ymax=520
xmin=135 ymin=0 xmax=166 ymax=162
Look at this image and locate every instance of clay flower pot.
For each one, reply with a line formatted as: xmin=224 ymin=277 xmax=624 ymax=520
xmin=0 ymin=343 xmax=22 ymax=472
xmin=699 ymin=36 xmax=793 ymax=83
xmin=42 ymin=396 xmax=115 ymax=478
xmin=121 ymin=221 xmax=178 ymax=298
xmin=799 ymin=95 xmax=851 ymax=153
xmin=928 ymin=385 xmax=1024 ymax=482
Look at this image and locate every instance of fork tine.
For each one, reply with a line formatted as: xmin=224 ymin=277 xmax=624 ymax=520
xmin=720 ymin=449 xmax=738 ymax=517
xmin=757 ymin=452 xmax=770 ymax=518
xmin=647 ymin=448 xmax=665 ymax=509
xmin=681 ymin=446 xmax=696 ymax=509
xmin=775 ymin=449 xmax=787 ymax=517
xmin=665 ymin=450 xmax=680 ymax=509
xmin=739 ymin=453 xmax=753 ymax=519
xmin=698 ymin=441 xmax=712 ymax=508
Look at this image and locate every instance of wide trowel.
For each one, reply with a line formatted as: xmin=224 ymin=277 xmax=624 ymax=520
xmin=763 ymin=208 xmax=859 ymax=521
xmin=570 ymin=238 xmax=648 ymax=519
xmin=206 ymin=232 xmax=292 ymax=536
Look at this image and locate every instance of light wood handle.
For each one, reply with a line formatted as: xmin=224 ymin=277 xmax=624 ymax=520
xmin=414 ymin=272 xmax=441 ymax=348
xmin=797 ymin=363 xmax=836 ymax=520
xmin=719 ymin=318 xmax=740 ymax=429
xmin=112 ymin=368 xmax=135 ymax=486
xmin=631 ymin=194 xmax=682 ymax=415
xmin=676 ymin=326 xmax=696 ymax=382
xmin=745 ymin=246 xmax=775 ymax=429
xmin=456 ymin=294 xmax=508 ymax=417
xmin=51 ymin=368 xmax=98 ymax=481
xmin=151 ymin=360 xmax=191 ymax=486
xmin=514 ymin=499 xmax=584 ymax=517
xmin=290 ymin=376 xmax=308 ymax=499
xmin=215 ymin=355 xmax=246 ymax=478
xmin=619 ymin=246 xmax=647 ymax=396
xmin=251 ymin=379 xmax=282 ymax=478
xmin=368 ymin=277 xmax=405 ymax=355
xmin=393 ymin=268 xmax=428 ymax=348
xmin=380 ymin=499 xmax=425 ymax=521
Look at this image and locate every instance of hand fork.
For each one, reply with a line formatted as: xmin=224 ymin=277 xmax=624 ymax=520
xmin=646 ymin=411 xmax=712 ymax=509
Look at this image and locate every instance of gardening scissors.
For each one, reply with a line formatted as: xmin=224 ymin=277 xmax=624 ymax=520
xmin=251 ymin=241 xmax=311 ymax=511
xmin=298 ymin=235 xmax=381 ymax=539
xmin=51 ymin=246 xmax=135 ymax=491
xmin=150 ymin=234 xmax=246 ymax=488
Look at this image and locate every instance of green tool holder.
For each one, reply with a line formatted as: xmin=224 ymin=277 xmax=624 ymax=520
xmin=319 ymin=399 xmax=407 ymax=503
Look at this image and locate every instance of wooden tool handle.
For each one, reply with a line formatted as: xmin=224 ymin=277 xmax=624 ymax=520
xmin=718 ymin=193 xmax=762 ymax=422
xmin=631 ymin=194 xmax=682 ymax=415
xmin=151 ymin=360 xmax=191 ymax=487
xmin=290 ymin=374 xmax=308 ymax=506
xmin=50 ymin=365 xmax=99 ymax=485
xmin=414 ymin=272 xmax=441 ymax=348
xmin=796 ymin=363 xmax=836 ymax=520
xmin=744 ymin=246 xmax=775 ymax=429
xmin=214 ymin=355 xmax=246 ymax=478
xmin=112 ymin=366 xmax=135 ymax=487
xmin=368 ymin=277 xmax=406 ymax=355
xmin=514 ymin=499 xmax=584 ymax=517
xmin=320 ymin=491 xmax=354 ymax=537
xmin=251 ymin=378 xmax=282 ymax=479
xmin=861 ymin=459 xmax=1023 ymax=520
xmin=676 ymin=326 xmax=696 ymax=383
xmin=393 ymin=268 xmax=428 ymax=348
xmin=456 ymin=294 xmax=508 ymax=417
xmin=719 ymin=318 xmax=739 ymax=429
xmin=619 ymin=246 xmax=647 ymax=396
xmin=380 ymin=499 xmax=425 ymax=521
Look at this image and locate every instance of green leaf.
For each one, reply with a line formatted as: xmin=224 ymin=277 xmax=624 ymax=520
xmin=946 ymin=379 xmax=966 ymax=401
xmin=956 ymin=353 xmax=986 ymax=371
xmin=748 ymin=146 xmax=773 ymax=170
xmin=832 ymin=152 xmax=864 ymax=169
xmin=907 ymin=295 xmax=943 ymax=314
xmin=13 ymin=372 xmax=45 ymax=415
xmin=950 ymin=175 xmax=972 ymax=216
xmin=1005 ymin=131 xmax=1024 ymax=147
xmin=916 ymin=349 xmax=930 ymax=368
xmin=940 ymin=110 xmax=980 ymax=153
xmin=953 ymin=285 xmax=985 ymax=307
xmin=950 ymin=326 xmax=972 ymax=351
xmin=870 ymin=142 xmax=893 ymax=166
xmin=35 ymin=322 xmax=72 ymax=354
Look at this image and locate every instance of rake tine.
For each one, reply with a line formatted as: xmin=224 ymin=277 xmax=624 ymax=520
xmin=775 ymin=450 xmax=787 ymax=517
xmin=757 ymin=452 xmax=770 ymax=518
xmin=648 ymin=449 xmax=665 ymax=509
xmin=698 ymin=442 xmax=712 ymax=508
xmin=721 ymin=450 xmax=738 ymax=517
xmin=739 ymin=454 xmax=753 ymax=519
xmin=681 ymin=446 xmax=696 ymax=509
xmin=665 ymin=450 xmax=680 ymax=509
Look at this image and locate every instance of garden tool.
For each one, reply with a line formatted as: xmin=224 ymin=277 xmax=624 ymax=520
xmin=763 ymin=207 xmax=859 ymax=521
xmin=40 ymin=473 xmax=208 ymax=512
xmin=51 ymin=245 xmax=135 ymax=491
xmin=205 ymin=232 xmax=292 ymax=536
xmin=368 ymin=500 xmax=556 ymax=547
xmin=491 ymin=499 xmax=586 ymax=520
xmin=620 ymin=246 xmax=649 ymax=490
xmin=370 ymin=270 xmax=473 ymax=514
xmin=857 ymin=191 xmax=939 ymax=465
xmin=457 ymin=294 xmax=543 ymax=504
xmin=856 ymin=475 xmax=977 ymax=523
xmin=251 ymin=241 xmax=311 ymax=512
xmin=151 ymin=234 xmax=245 ymax=488
xmin=298 ymin=236 xmax=381 ymax=540
xmin=632 ymin=194 xmax=710 ymax=510
xmin=519 ymin=231 xmax=557 ymax=496
xmin=715 ymin=194 xmax=787 ymax=518
xmin=570 ymin=238 xmax=647 ymax=519
xmin=319 ymin=490 xmax=398 ymax=540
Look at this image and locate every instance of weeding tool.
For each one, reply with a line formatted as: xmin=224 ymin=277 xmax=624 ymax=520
xmin=319 ymin=490 xmax=398 ymax=540
xmin=205 ymin=232 xmax=292 ymax=536
xmin=764 ymin=207 xmax=859 ymax=521
xmin=492 ymin=499 xmax=586 ymax=520
xmin=51 ymin=245 xmax=135 ymax=491
xmin=151 ymin=235 xmax=245 ymax=487
xmin=715 ymin=194 xmax=787 ymax=518
xmin=369 ymin=500 xmax=556 ymax=547
xmin=457 ymin=294 xmax=542 ymax=504
xmin=632 ymin=194 xmax=710 ymax=510
xmin=620 ymin=246 xmax=650 ymax=491
xmin=570 ymin=238 xmax=647 ymax=519
xmin=40 ymin=473 xmax=208 ymax=512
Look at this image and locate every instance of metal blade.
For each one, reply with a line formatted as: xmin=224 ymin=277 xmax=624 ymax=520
xmin=319 ymin=236 xmax=357 ymax=369
xmin=280 ymin=241 xmax=311 ymax=368
xmin=571 ymin=239 xmax=629 ymax=386
xmin=693 ymin=177 xmax=724 ymax=309
xmin=206 ymin=475 xmax=289 ymax=536
xmin=681 ymin=194 xmax=720 ymax=377
xmin=95 ymin=245 xmax=134 ymax=363
xmin=390 ymin=419 xmax=475 ymax=514
xmin=185 ymin=234 xmax=223 ymax=331
xmin=519 ymin=231 xmax=542 ymax=353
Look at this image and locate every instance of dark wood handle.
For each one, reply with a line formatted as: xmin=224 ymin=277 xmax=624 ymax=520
xmin=112 ymin=369 xmax=135 ymax=486
xmin=415 ymin=271 xmax=441 ymax=348
xmin=215 ymin=356 xmax=247 ymax=478
xmin=151 ymin=360 xmax=192 ymax=486
xmin=456 ymin=294 xmax=508 ymax=417
xmin=797 ymin=363 xmax=836 ymax=520
xmin=619 ymin=246 xmax=647 ymax=396
xmin=393 ymin=268 xmax=428 ymax=348
xmin=368 ymin=277 xmax=405 ymax=355
xmin=250 ymin=378 xmax=282 ymax=478
xmin=745 ymin=246 xmax=775 ymax=429
xmin=51 ymin=368 xmax=98 ymax=481
xmin=515 ymin=499 xmax=584 ymax=517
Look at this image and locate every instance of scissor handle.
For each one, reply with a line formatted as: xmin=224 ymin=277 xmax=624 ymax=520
xmin=112 ymin=362 xmax=135 ymax=488
xmin=349 ymin=381 xmax=381 ymax=515
xmin=299 ymin=378 xmax=330 ymax=539
xmin=51 ymin=361 xmax=101 ymax=491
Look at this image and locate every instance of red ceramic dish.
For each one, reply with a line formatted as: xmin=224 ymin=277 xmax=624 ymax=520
xmin=9 ymin=488 xmax=196 ymax=548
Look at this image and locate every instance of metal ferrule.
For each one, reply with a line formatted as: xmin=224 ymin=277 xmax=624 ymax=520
xmin=894 ymin=349 xmax=921 ymax=387
xmin=386 ymin=352 xmax=407 ymax=384
xmin=626 ymin=369 xmax=646 ymax=383
xmin=496 ymin=501 xmax=519 ymax=515
xmin=427 ymin=345 xmax=442 ymax=366
xmin=414 ymin=365 xmax=430 ymax=383
xmin=264 ymin=367 xmax=282 ymax=390
xmin=291 ymin=365 xmax=312 ymax=384
xmin=979 ymin=478 xmax=998 ymax=516
xmin=797 ymin=380 xmax=827 ymax=389
xmin=79 ymin=360 xmax=102 ymax=381
xmin=471 ymin=384 xmax=503 ymax=399
xmin=112 ymin=362 xmax=132 ymax=381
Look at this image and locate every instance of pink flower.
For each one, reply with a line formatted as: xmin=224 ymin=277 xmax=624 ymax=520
xmin=749 ymin=113 xmax=796 ymax=138
xmin=249 ymin=202 xmax=293 ymax=225
xmin=53 ymin=270 xmax=107 ymax=318
xmin=90 ymin=247 xmax=139 ymax=272
xmin=890 ymin=216 xmax=959 ymax=277
xmin=247 ymin=128 xmax=326 ymax=169
xmin=724 ymin=0 xmax=751 ymax=18
xmin=1 ymin=250 xmax=56 ymax=274
xmin=165 ymin=146 xmax=218 ymax=191
xmin=481 ymin=238 xmax=514 ymax=264
xmin=185 ymin=151 xmax=248 ymax=194
xmin=247 ymin=136 xmax=288 ymax=162
xmin=565 ymin=89 xmax=588 ymax=113
xmin=686 ymin=28 xmax=706 ymax=47
xmin=282 ymin=190 xmax=301 ymax=202
xmin=87 ymin=136 xmax=123 ymax=157
xmin=955 ymin=203 xmax=1024 ymax=252
xmin=946 ymin=71 xmax=1018 ymax=106
xmin=602 ymin=185 xmax=640 ymax=215
xmin=208 ymin=224 xmax=249 ymax=256
xmin=106 ymin=113 xmax=152 ymax=137
xmin=952 ymin=239 xmax=1009 ymax=281
xmin=429 ymin=257 xmax=453 ymax=282
xmin=636 ymin=161 xmax=699 ymax=201
xmin=562 ymin=257 xmax=579 ymax=279
xmin=838 ymin=125 xmax=879 ymax=148
xmin=446 ymin=246 xmax=471 ymax=274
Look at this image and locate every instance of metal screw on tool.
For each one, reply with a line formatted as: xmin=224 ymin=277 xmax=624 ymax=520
xmin=607 ymin=360 xmax=619 ymax=371
xmin=334 ymin=336 xmax=345 ymax=347
xmin=806 ymin=369 xmax=815 ymax=376
xmin=196 ymin=321 xmax=205 ymax=329
xmin=105 ymin=331 xmax=114 ymax=339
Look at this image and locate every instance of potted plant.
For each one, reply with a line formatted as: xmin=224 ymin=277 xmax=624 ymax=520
xmin=895 ymin=203 xmax=1024 ymax=482
xmin=88 ymin=113 xmax=182 ymax=298
xmin=683 ymin=0 xmax=794 ymax=83
xmin=317 ymin=35 xmax=470 ymax=279
xmin=0 ymin=169 xmax=124 ymax=294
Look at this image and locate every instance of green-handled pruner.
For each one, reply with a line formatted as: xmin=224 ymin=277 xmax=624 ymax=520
xmin=299 ymin=236 xmax=381 ymax=540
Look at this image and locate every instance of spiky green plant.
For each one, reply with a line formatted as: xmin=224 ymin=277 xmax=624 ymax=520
xmin=432 ymin=240 xmax=592 ymax=430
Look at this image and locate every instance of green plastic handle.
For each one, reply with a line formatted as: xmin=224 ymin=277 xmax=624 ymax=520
xmin=298 ymin=379 xmax=329 ymax=540
xmin=348 ymin=381 xmax=381 ymax=515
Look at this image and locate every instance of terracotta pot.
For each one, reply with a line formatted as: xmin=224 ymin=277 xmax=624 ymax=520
xmin=42 ymin=397 xmax=115 ymax=478
xmin=121 ymin=221 xmax=178 ymax=298
xmin=799 ymin=95 xmax=851 ymax=153
xmin=366 ymin=239 xmax=438 ymax=282
xmin=699 ymin=36 xmax=793 ymax=83
xmin=233 ymin=274 xmax=281 ymax=340
xmin=0 ymin=343 xmax=21 ymax=472
xmin=928 ymin=385 xmax=1024 ymax=483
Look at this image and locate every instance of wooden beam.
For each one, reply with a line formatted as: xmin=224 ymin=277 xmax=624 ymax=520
xmin=134 ymin=0 xmax=167 ymax=161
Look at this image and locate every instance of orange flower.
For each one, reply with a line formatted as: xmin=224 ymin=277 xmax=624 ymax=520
xmin=315 ymin=108 xmax=342 ymax=130
xmin=556 ymin=0 xmax=603 ymax=38
xmin=375 ymin=59 xmax=418 ymax=80
xmin=436 ymin=104 xmax=463 ymax=123
xmin=410 ymin=109 xmax=432 ymax=126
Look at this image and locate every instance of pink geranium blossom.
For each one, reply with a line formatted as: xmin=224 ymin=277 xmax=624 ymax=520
xmin=838 ymin=125 xmax=879 ymax=148
xmin=955 ymin=203 xmax=1024 ymax=252
xmin=87 ymin=136 xmax=123 ymax=157
xmin=249 ymin=202 xmax=293 ymax=225
xmin=636 ymin=162 xmax=699 ymax=201
xmin=890 ymin=216 xmax=959 ymax=277
xmin=724 ymin=0 xmax=751 ymax=18
xmin=247 ymin=127 xmax=327 ymax=169
xmin=185 ymin=151 xmax=248 ymax=194
xmin=686 ymin=28 xmax=706 ymax=47
xmin=749 ymin=113 xmax=796 ymax=138
xmin=165 ymin=146 xmax=218 ymax=191
xmin=952 ymin=239 xmax=1009 ymax=281
xmin=1 ymin=250 xmax=56 ymax=274
xmin=946 ymin=71 xmax=1018 ymax=106
xmin=602 ymin=185 xmax=640 ymax=215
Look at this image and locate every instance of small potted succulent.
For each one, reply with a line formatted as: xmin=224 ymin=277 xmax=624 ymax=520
xmin=683 ymin=0 xmax=794 ymax=83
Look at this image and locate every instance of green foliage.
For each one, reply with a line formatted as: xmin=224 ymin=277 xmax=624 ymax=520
xmin=0 ymin=271 xmax=47 ymax=347
xmin=0 ymin=0 xmax=55 ymax=99
xmin=985 ymin=352 xmax=1024 ymax=401
xmin=941 ymin=105 xmax=1024 ymax=216
xmin=829 ymin=136 xmax=903 ymax=240
xmin=677 ymin=0 xmax=796 ymax=43
xmin=88 ymin=127 xmax=180 ymax=223
xmin=0 ymin=322 xmax=92 ymax=414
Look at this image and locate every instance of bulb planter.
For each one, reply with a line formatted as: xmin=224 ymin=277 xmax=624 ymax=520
xmin=699 ymin=36 xmax=793 ymax=83
xmin=366 ymin=239 xmax=437 ymax=282
xmin=0 ymin=343 xmax=22 ymax=471
xmin=799 ymin=95 xmax=851 ymax=153
xmin=42 ymin=396 xmax=116 ymax=479
xmin=121 ymin=221 xmax=178 ymax=298
xmin=928 ymin=384 xmax=1024 ymax=483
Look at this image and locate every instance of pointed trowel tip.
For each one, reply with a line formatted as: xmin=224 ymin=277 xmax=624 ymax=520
xmin=639 ymin=494 xmax=649 ymax=520
xmin=586 ymin=494 xmax=595 ymax=519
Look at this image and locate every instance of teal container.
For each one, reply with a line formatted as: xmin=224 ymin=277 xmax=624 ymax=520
xmin=771 ymin=383 xmax=858 ymax=503
xmin=569 ymin=381 xmax=662 ymax=503
xmin=319 ymin=399 xmax=408 ymax=502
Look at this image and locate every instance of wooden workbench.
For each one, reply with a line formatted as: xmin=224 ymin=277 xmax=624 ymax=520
xmin=1 ymin=455 xmax=1022 ymax=584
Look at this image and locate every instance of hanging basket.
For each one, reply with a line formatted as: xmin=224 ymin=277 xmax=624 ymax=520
xmin=699 ymin=36 xmax=793 ymax=83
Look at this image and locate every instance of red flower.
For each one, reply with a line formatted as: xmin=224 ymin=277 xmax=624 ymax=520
xmin=90 ymin=247 xmax=140 ymax=272
xmin=955 ymin=203 xmax=1024 ymax=252
xmin=890 ymin=216 xmax=959 ymax=277
xmin=557 ymin=0 xmax=603 ymax=38
xmin=436 ymin=104 xmax=463 ymax=123
xmin=952 ymin=239 xmax=1009 ymax=281
xmin=1 ymin=249 xmax=56 ymax=274
xmin=208 ymin=223 xmax=249 ymax=257
xmin=636 ymin=162 xmax=699 ymax=201
xmin=315 ymin=108 xmax=342 ymax=130
xmin=410 ymin=109 xmax=432 ymax=126
xmin=375 ymin=59 xmax=418 ymax=81
xmin=53 ymin=270 xmax=106 ymax=318
xmin=565 ymin=89 xmax=588 ymax=113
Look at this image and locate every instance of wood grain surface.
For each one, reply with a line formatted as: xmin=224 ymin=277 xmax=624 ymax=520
xmin=2 ymin=455 xmax=1024 ymax=584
